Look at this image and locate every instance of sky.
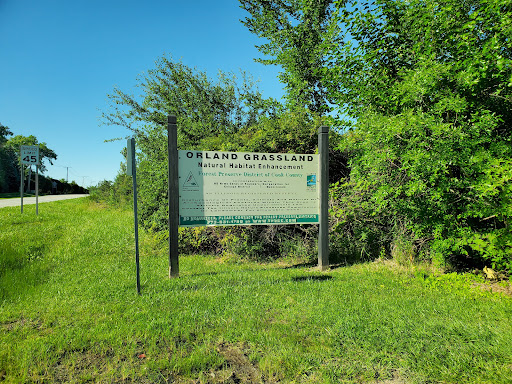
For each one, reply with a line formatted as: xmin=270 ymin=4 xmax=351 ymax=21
xmin=0 ymin=0 xmax=284 ymax=187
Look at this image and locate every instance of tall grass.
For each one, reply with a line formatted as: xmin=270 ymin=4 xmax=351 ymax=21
xmin=1 ymin=199 xmax=511 ymax=383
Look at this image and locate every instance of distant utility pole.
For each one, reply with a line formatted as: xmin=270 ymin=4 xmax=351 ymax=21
xmin=59 ymin=165 xmax=71 ymax=182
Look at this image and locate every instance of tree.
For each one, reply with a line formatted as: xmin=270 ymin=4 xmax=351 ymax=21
xmin=324 ymin=0 xmax=512 ymax=124
xmin=241 ymin=0 xmax=512 ymax=270
xmin=4 ymin=134 xmax=58 ymax=193
xmin=5 ymin=134 xmax=57 ymax=173
xmin=0 ymin=123 xmax=17 ymax=193
xmin=0 ymin=123 xmax=12 ymax=145
xmin=102 ymin=55 xmax=280 ymax=148
xmin=240 ymin=0 xmax=337 ymax=114
xmin=101 ymin=55 xmax=281 ymax=231
xmin=326 ymin=0 xmax=512 ymax=271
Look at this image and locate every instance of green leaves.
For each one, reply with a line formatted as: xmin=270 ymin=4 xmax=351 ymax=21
xmin=320 ymin=0 xmax=512 ymax=270
xmin=332 ymin=106 xmax=512 ymax=271
xmin=101 ymin=55 xmax=280 ymax=233
xmin=322 ymin=0 xmax=512 ymax=123
xmin=240 ymin=0 xmax=336 ymax=113
xmin=2 ymin=133 xmax=57 ymax=176
xmin=102 ymin=55 xmax=277 ymax=149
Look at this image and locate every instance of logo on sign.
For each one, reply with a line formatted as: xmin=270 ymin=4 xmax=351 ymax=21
xmin=182 ymin=172 xmax=200 ymax=191
xmin=307 ymin=174 xmax=317 ymax=187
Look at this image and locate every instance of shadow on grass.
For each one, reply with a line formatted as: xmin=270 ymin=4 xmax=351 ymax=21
xmin=292 ymin=275 xmax=333 ymax=282
xmin=280 ymin=261 xmax=317 ymax=269
xmin=187 ymin=271 xmax=219 ymax=278
xmin=278 ymin=256 xmax=374 ymax=272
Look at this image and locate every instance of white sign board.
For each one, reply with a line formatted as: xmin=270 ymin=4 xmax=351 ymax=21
xmin=20 ymin=145 xmax=40 ymax=165
xmin=178 ymin=150 xmax=319 ymax=226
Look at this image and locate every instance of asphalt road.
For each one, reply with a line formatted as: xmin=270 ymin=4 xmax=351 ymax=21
xmin=0 ymin=194 xmax=90 ymax=208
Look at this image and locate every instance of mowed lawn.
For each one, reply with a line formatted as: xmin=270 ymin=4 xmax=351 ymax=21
xmin=0 ymin=199 xmax=511 ymax=383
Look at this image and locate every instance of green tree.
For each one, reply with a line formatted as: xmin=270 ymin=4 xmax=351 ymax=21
xmin=324 ymin=0 xmax=512 ymax=124
xmin=102 ymin=55 xmax=280 ymax=149
xmin=101 ymin=55 xmax=281 ymax=231
xmin=242 ymin=0 xmax=512 ymax=270
xmin=201 ymin=108 xmax=324 ymax=153
xmin=4 ymin=134 xmax=58 ymax=193
xmin=326 ymin=0 xmax=512 ymax=271
xmin=5 ymin=134 xmax=57 ymax=173
xmin=240 ymin=0 xmax=337 ymax=114
xmin=0 ymin=123 xmax=17 ymax=193
xmin=0 ymin=123 xmax=13 ymax=145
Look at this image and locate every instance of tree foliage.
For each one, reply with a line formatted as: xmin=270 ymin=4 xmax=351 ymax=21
xmin=324 ymin=0 xmax=512 ymax=123
xmin=96 ymin=1 xmax=512 ymax=271
xmin=102 ymin=55 xmax=280 ymax=149
xmin=0 ymin=124 xmax=13 ymax=145
xmin=326 ymin=0 xmax=512 ymax=271
xmin=0 ymin=123 xmax=17 ymax=193
xmin=242 ymin=0 xmax=512 ymax=271
xmin=201 ymin=108 xmax=324 ymax=153
xmin=331 ymin=110 xmax=512 ymax=270
xmin=101 ymin=56 xmax=332 ymax=263
xmin=240 ymin=0 xmax=337 ymax=114
xmin=1 ymin=125 xmax=59 ymax=193
xmin=101 ymin=55 xmax=282 ymax=231
xmin=5 ymin=134 xmax=58 ymax=173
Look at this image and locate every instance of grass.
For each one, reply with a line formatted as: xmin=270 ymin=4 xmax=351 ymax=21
xmin=1 ymin=199 xmax=511 ymax=383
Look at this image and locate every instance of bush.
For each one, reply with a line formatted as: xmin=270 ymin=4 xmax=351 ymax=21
xmin=177 ymin=224 xmax=318 ymax=264
xmin=331 ymin=110 xmax=512 ymax=273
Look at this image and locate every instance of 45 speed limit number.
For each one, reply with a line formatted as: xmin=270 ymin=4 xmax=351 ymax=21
xmin=20 ymin=145 xmax=40 ymax=165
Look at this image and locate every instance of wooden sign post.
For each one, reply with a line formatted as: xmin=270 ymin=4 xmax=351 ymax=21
xmin=168 ymin=115 xmax=180 ymax=278
xmin=318 ymin=126 xmax=330 ymax=271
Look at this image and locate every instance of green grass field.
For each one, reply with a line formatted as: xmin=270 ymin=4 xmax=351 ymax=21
xmin=1 ymin=199 xmax=511 ymax=383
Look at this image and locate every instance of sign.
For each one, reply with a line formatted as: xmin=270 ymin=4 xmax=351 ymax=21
xmin=20 ymin=145 xmax=40 ymax=165
xmin=178 ymin=150 xmax=319 ymax=226
xmin=126 ymin=138 xmax=135 ymax=176
xmin=166 ymin=115 xmax=329 ymax=276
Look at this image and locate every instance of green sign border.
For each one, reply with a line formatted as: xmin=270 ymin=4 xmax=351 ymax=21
xmin=180 ymin=214 xmax=319 ymax=227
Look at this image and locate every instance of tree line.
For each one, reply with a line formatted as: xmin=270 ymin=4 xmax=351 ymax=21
xmin=98 ymin=0 xmax=512 ymax=273
xmin=0 ymin=124 xmax=88 ymax=195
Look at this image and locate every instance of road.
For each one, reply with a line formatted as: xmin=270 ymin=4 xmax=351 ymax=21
xmin=0 ymin=194 xmax=90 ymax=208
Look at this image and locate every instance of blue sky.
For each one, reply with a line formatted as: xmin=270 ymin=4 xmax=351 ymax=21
xmin=0 ymin=0 xmax=284 ymax=187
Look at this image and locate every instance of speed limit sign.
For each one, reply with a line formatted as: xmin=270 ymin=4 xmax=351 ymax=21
xmin=20 ymin=145 xmax=40 ymax=165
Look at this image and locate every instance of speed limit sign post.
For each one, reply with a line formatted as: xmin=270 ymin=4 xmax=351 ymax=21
xmin=20 ymin=145 xmax=40 ymax=214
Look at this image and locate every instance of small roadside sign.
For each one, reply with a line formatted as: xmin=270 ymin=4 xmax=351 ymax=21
xmin=20 ymin=145 xmax=40 ymax=165
xmin=19 ymin=145 xmax=41 ymax=215
xmin=126 ymin=139 xmax=134 ymax=176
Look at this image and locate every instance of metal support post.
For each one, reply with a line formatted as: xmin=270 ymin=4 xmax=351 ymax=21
xmin=128 ymin=138 xmax=141 ymax=294
xmin=20 ymin=165 xmax=24 ymax=213
xmin=35 ymin=166 xmax=39 ymax=215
